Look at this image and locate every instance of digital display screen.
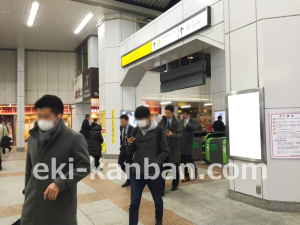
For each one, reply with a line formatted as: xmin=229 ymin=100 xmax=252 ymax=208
xmin=121 ymin=111 xmax=137 ymax=127
xmin=214 ymin=111 xmax=226 ymax=125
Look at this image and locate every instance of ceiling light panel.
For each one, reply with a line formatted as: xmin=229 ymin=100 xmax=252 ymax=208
xmin=74 ymin=13 xmax=93 ymax=34
xmin=27 ymin=1 xmax=40 ymax=27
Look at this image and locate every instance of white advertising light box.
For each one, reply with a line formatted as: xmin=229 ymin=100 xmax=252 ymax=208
xmin=226 ymin=88 xmax=266 ymax=163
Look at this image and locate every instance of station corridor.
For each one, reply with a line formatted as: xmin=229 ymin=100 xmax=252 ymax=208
xmin=0 ymin=148 xmax=299 ymax=225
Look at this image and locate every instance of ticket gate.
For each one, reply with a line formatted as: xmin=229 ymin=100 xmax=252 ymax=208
xmin=202 ymin=132 xmax=228 ymax=164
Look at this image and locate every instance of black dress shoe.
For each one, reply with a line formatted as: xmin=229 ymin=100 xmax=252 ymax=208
xmin=171 ymin=186 xmax=178 ymax=191
xmin=122 ymin=180 xmax=131 ymax=187
xmin=155 ymin=219 xmax=162 ymax=225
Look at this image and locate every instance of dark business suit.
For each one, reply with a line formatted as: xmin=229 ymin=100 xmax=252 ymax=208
xmin=118 ymin=124 xmax=134 ymax=178
xmin=81 ymin=119 xmax=92 ymax=140
xmin=180 ymin=117 xmax=198 ymax=178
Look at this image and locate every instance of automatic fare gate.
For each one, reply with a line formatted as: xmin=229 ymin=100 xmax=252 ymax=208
xmin=202 ymin=132 xmax=228 ymax=164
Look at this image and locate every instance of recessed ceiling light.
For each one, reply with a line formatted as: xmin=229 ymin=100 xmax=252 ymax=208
xmin=160 ymin=101 xmax=171 ymax=105
xmin=2 ymin=11 xmax=10 ymax=15
xmin=74 ymin=13 xmax=93 ymax=34
xmin=27 ymin=1 xmax=40 ymax=27
xmin=204 ymin=103 xmax=212 ymax=106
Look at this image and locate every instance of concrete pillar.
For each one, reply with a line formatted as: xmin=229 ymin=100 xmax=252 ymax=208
xmin=17 ymin=48 xmax=25 ymax=151
xmin=223 ymin=0 xmax=300 ymax=209
xmin=98 ymin=13 xmax=141 ymax=157
xmin=73 ymin=103 xmax=91 ymax=132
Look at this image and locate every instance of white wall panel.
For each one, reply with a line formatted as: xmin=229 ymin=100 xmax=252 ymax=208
xmin=26 ymin=52 xmax=38 ymax=91
xmin=68 ymin=91 xmax=74 ymax=103
xmin=68 ymin=53 xmax=76 ymax=91
xmin=122 ymin=86 xmax=136 ymax=110
xmin=59 ymin=91 xmax=69 ymax=104
xmin=200 ymin=22 xmax=224 ymax=44
xmin=212 ymin=92 xmax=222 ymax=110
xmin=37 ymin=52 xmax=48 ymax=91
xmin=5 ymin=51 xmax=17 ymax=91
xmin=258 ymin=16 xmax=300 ymax=108
xmin=38 ymin=91 xmax=47 ymax=99
xmin=265 ymin=107 xmax=300 ymax=201
xmin=120 ymin=37 xmax=135 ymax=57
xmin=58 ymin=53 xmax=69 ymax=91
xmin=155 ymin=4 xmax=183 ymax=35
xmin=5 ymin=90 xmax=16 ymax=103
xmin=234 ymin=160 xmax=263 ymax=198
xmin=98 ymin=50 xmax=106 ymax=86
xmin=256 ymin=0 xmax=300 ymax=20
xmin=229 ymin=0 xmax=256 ymax=31
xmin=48 ymin=90 xmax=58 ymax=96
xmin=134 ymin=23 xmax=156 ymax=48
xmin=0 ymin=51 xmax=5 ymax=90
xmin=230 ymin=23 xmax=258 ymax=91
xmin=211 ymin=0 xmax=224 ymax=26
xmin=121 ymin=19 xmax=134 ymax=42
xmin=26 ymin=91 xmax=38 ymax=103
xmin=224 ymin=0 xmax=229 ymax=33
xmin=47 ymin=52 xmax=58 ymax=91
xmin=211 ymin=67 xmax=221 ymax=93
xmin=105 ymin=19 xmax=121 ymax=47
xmin=224 ymin=34 xmax=231 ymax=92
xmin=104 ymin=47 xmax=120 ymax=83
xmin=0 ymin=91 xmax=5 ymax=102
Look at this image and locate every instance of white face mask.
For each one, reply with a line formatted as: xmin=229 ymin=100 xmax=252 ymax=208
xmin=38 ymin=119 xmax=55 ymax=131
xmin=136 ymin=119 xmax=147 ymax=128
xmin=38 ymin=115 xmax=61 ymax=131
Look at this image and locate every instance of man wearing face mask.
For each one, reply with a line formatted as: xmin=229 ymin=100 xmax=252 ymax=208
xmin=21 ymin=95 xmax=90 ymax=225
xmin=127 ymin=106 xmax=169 ymax=225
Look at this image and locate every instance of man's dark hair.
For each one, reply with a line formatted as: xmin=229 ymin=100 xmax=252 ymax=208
xmin=218 ymin=116 xmax=222 ymax=120
xmin=165 ymin=105 xmax=174 ymax=112
xmin=135 ymin=106 xmax=150 ymax=119
xmin=93 ymin=118 xmax=97 ymax=122
xmin=85 ymin=114 xmax=90 ymax=119
xmin=120 ymin=114 xmax=129 ymax=121
xmin=34 ymin=95 xmax=63 ymax=115
xmin=182 ymin=108 xmax=190 ymax=115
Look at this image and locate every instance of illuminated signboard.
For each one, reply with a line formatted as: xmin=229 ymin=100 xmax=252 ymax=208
xmin=121 ymin=6 xmax=211 ymax=67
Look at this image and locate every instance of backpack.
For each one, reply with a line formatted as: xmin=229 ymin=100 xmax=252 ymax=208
xmin=0 ymin=126 xmax=11 ymax=148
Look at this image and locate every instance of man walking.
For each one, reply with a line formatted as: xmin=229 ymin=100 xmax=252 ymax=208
xmin=0 ymin=122 xmax=9 ymax=170
xmin=81 ymin=114 xmax=92 ymax=142
xmin=127 ymin=106 xmax=169 ymax=225
xmin=180 ymin=108 xmax=198 ymax=182
xmin=119 ymin=114 xmax=134 ymax=187
xmin=21 ymin=95 xmax=90 ymax=225
xmin=159 ymin=105 xmax=182 ymax=195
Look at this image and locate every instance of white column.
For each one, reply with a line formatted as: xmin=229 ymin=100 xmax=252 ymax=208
xmin=17 ymin=48 xmax=25 ymax=151
xmin=98 ymin=13 xmax=140 ymax=157
xmin=224 ymin=0 xmax=300 ymax=204
xmin=73 ymin=103 xmax=91 ymax=132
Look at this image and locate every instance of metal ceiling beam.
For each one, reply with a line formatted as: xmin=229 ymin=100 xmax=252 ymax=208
xmin=71 ymin=0 xmax=162 ymax=19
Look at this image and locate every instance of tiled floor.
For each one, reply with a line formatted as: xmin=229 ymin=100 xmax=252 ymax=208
xmin=0 ymin=147 xmax=299 ymax=225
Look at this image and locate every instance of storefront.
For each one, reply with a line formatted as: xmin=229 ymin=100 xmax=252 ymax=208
xmin=0 ymin=103 xmax=72 ymax=144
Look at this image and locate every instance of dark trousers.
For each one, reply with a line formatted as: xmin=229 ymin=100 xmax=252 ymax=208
xmin=161 ymin=162 xmax=179 ymax=193
xmin=0 ymin=157 xmax=2 ymax=170
xmin=92 ymin=156 xmax=101 ymax=169
xmin=180 ymin=154 xmax=196 ymax=178
xmin=118 ymin=147 xmax=133 ymax=180
xmin=130 ymin=172 xmax=163 ymax=225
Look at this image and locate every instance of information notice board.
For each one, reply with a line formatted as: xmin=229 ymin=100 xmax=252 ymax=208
xmin=269 ymin=112 xmax=300 ymax=159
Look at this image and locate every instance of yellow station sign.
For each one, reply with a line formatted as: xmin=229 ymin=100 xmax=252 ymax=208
xmin=121 ymin=41 xmax=152 ymax=67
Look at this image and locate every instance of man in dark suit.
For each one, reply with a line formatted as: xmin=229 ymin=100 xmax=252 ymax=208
xmin=159 ymin=105 xmax=182 ymax=195
xmin=91 ymin=118 xmax=98 ymax=129
xmin=180 ymin=108 xmax=198 ymax=182
xmin=81 ymin=114 xmax=92 ymax=142
xmin=119 ymin=114 xmax=134 ymax=187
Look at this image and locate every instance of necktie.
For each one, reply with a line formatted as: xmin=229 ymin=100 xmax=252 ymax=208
xmin=184 ymin=120 xmax=186 ymax=126
xmin=122 ymin=127 xmax=126 ymax=145
xmin=167 ymin=121 xmax=170 ymax=129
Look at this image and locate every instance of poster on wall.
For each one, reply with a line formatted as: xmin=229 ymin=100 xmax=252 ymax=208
xmin=269 ymin=112 xmax=300 ymax=159
xmin=199 ymin=112 xmax=212 ymax=132
xmin=122 ymin=111 xmax=137 ymax=127
xmin=74 ymin=74 xmax=83 ymax=103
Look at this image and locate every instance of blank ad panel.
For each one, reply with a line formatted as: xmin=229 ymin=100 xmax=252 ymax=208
xmin=228 ymin=92 xmax=262 ymax=160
